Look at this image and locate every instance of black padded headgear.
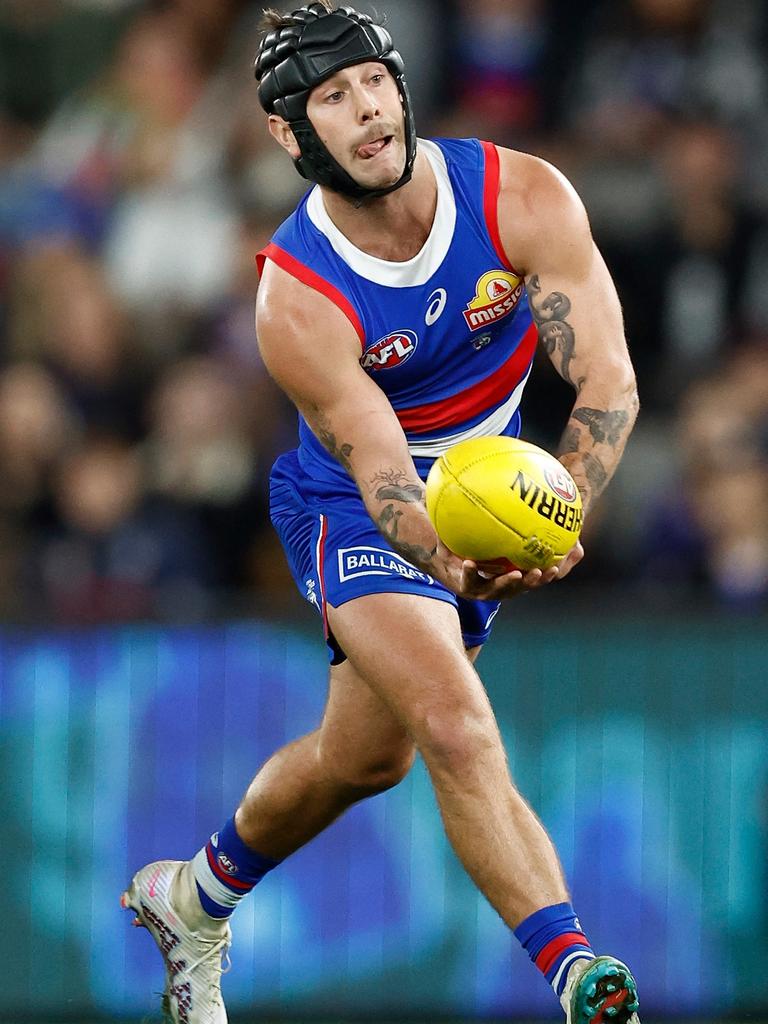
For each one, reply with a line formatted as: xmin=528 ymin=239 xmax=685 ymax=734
xmin=254 ymin=3 xmax=417 ymax=202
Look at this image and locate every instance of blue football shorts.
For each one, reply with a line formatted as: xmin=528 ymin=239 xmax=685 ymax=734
xmin=269 ymin=450 xmax=501 ymax=664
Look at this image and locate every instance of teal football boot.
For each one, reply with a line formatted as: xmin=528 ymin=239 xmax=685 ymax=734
xmin=562 ymin=955 xmax=640 ymax=1024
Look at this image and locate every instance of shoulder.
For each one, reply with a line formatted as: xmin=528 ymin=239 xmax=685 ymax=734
xmin=493 ymin=146 xmax=592 ymax=274
xmin=256 ymin=256 xmax=362 ymax=366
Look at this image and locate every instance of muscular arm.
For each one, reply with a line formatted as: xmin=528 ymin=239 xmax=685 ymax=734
xmin=497 ymin=149 xmax=639 ymax=516
xmin=256 ymin=261 xmax=441 ymax=572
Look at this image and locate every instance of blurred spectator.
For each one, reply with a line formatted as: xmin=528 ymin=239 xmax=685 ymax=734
xmin=639 ymin=341 xmax=768 ymax=608
xmin=653 ymin=120 xmax=768 ymax=400
xmin=0 ymin=0 xmax=134 ymax=129
xmin=0 ymin=361 xmax=78 ymax=518
xmin=7 ymin=244 xmax=152 ymax=436
xmin=144 ymin=356 xmax=269 ymax=592
xmin=450 ymin=0 xmax=548 ymax=137
xmin=32 ymin=435 xmax=212 ymax=623
xmin=0 ymin=0 xmax=766 ymax=619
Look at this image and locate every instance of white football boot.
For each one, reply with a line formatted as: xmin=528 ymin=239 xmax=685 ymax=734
xmin=561 ymin=955 xmax=640 ymax=1024
xmin=121 ymin=860 xmax=231 ymax=1023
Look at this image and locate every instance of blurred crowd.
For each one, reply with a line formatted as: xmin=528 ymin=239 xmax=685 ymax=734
xmin=0 ymin=0 xmax=766 ymax=623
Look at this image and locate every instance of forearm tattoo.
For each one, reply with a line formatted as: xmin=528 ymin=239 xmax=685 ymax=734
xmin=582 ymin=450 xmax=608 ymax=495
xmin=527 ymin=274 xmax=581 ymax=388
xmin=370 ymin=468 xmax=436 ymax=567
xmin=368 ymin=468 xmax=424 ymax=505
xmin=573 ymin=407 xmax=629 ymax=447
xmin=559 ymin=405 xmax=632 ymax=509
xmin=376 ymin=503 xmax=437 ymax=566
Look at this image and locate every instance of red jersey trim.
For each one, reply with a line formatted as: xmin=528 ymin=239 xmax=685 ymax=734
xmin=256 ymin=242 xmax=366 ymax=351
xmin=480 ymin=141 xmax=522 ymax=276
xmin=395 ymin=322 xmax=537 ymax=434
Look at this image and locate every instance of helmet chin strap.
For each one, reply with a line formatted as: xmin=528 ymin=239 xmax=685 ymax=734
xmin=291 ymin=119 xmax=414 ymax=207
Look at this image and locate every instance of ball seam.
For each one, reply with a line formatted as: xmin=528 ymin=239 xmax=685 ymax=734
xmin=437 ymin=459 xmax=529 ymax=542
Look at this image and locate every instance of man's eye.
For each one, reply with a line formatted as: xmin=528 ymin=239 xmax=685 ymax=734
xmin=371 ymin=74 xmax=384 ymax=84
xmin=327 ymin=91 xmax=344 ymax=102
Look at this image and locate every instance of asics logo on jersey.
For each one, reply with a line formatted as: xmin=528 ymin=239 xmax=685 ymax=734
xmin=425 ymin=288 xmax=447 ymax=325
xmin=464 ymin=270 xmax=524 ymax=331
xmin=361 ymin=330 xmax=418 ymax=370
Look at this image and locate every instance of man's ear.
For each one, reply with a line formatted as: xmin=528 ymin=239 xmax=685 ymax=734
xmin=268 ymin=115 xmax=300 ymax=159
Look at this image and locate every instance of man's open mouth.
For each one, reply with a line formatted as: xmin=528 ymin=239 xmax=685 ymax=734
xmin=357 ymin=135 xmax=394 ymax=160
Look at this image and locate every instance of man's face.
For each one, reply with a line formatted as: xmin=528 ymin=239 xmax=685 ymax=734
xmin=303 ymin=61 xmax=407 ymax=191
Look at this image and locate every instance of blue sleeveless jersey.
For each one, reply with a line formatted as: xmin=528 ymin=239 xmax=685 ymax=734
xmin=257 ymin=137 xmax=536 ymax=492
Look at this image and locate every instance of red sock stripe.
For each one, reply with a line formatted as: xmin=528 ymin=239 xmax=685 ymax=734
xmin=205 ymin=843 xmax=255 ymax=891
xmin=535 ymin=932 xmax=592 ymax=976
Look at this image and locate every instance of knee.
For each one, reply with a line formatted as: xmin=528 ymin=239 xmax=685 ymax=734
xmin=328 ymin=743 xmax=416 ymax=798
xmin=415 ymin=707 xmax=499 ymax=776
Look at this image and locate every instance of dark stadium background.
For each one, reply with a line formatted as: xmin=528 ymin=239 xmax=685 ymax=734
xmin=0 ymin=0 xmax=766 ymax=1022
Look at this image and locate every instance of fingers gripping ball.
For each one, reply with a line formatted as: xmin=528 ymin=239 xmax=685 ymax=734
xmin=425 ymin=437 xmax=583 ymax=571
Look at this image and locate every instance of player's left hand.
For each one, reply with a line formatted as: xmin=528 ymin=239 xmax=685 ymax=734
xmin=460 ymin=540 xmax=584 ymax=598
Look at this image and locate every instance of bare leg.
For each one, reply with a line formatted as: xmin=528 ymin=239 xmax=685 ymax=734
xmin=234 ymin=656 xmax=416 ymax=860
xmin=328 ymin=593 xmax=568 ymax=928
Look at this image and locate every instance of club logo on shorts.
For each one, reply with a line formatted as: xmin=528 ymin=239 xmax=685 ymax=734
xmin=361 ymin=330 xmax=418 ymax=371
xmin=338 ymin=546 xmax=435 ymax=584
xmin=463 ymin=270 xmax=524 ymax=331
xmin=305 ymin=578 xmax=320 ymax=610
xmin=544 ymin=466 xmax=578 ymax=502
xmin=217 ymin=853 xmax=238 ymax=875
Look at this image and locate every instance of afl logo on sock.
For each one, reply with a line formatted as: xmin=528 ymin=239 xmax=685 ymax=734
xmin=217 ymin=852 xmax=238 ymax=875
xmin=361 ymin=330 xmax=418 ymax=371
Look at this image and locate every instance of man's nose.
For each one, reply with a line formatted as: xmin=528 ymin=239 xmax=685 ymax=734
xmin=356 ymin=88 xmax=381 ymax=123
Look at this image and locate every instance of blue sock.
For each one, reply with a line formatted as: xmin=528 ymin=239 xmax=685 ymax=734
xmin=514 ymin=902 xmax=594 ymax=997
xmin=191 ymin=817 xmax=280 ymax=919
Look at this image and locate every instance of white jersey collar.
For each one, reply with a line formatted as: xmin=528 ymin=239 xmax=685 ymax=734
xmin=305 ymin=139 xmax=456 ymax=288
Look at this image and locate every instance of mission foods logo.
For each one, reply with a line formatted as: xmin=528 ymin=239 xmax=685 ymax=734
xmin=463 ymin=270 xmax=524 ymax=331
xmin=361 ymin=330 xmax=418 ymax=371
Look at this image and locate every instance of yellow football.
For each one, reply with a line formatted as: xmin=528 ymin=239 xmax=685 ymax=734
xmin=425 ymin=436 xmax=583 ymax=571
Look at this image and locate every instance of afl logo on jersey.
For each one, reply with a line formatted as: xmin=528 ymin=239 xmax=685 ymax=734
xmin=361 ymin=330 xmax=418 ymax=371
xmin=463 ymin=270 xmax=524 ymax=331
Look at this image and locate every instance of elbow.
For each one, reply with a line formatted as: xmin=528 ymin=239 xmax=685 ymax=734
xmin=622 ymin=368 xmax=640 ymax=420
xmin=606 ymin=356 xmax=639 ymax=416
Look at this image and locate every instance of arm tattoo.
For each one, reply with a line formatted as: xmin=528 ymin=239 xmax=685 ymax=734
xmin=583 ymin=451 xmax=608 ymax=495
xmin=573 ymin=407 xmax=629 ymax=448
xmin=559 ymin=424 xmax=581 ymax=455
xmin=376 ymin=503 xmax=437 ymax=566
xmin=314 ymin=413 xmax=354 ymax=474
xmin=528 ymin=274 xmax=580 ymax=388
xmin=369 ymin=468 xmax=424 ymax=505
